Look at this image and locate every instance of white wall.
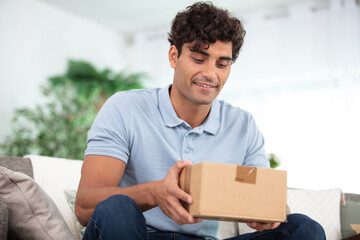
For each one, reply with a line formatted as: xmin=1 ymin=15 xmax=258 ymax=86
xmin=225 ymin=0 xmax=360 ymax=194
xmin=127 ymin=31 xmax=173 ymax=88
xmin=0 ymin=0 xmax=126 ymax=145
xmin=127 ymin=0 xmax=360 ymax=193
xmin=1 ymin=0 xmax=359 ymax=193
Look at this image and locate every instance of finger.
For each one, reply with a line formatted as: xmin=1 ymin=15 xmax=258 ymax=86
xmin=162 ymin=196 xmax=192 ymax=224
xmin=167 ymin=195 xmax=198 ymax=224
xmin=171 ymin=208 xmax=189 ymax=225
xmin=173 ymin=200 xmax=195 ymax=223
xmin=173 ymin=160 xmax=191 ymax=174
xmin=166 ymin=204 xmax=188 ymax=225
xmin=248 ymin=222 xmax=280 ymax=231
xmin=161 ymin=196 xmax=189 ymax=225
xmin=260 ymin=223 xmax=271 ymax=230
xmin=170 ymin=205 xmax=192 ymax=225
xmin=166 ymin=197 xmax=202 ymax=224
xmin=247 ymin=222 xmax=265 ymax=232
xmin=270 ymin=222 xmax=281 ymax=229
xmin=258 ymin=222 xmax=280 ymax=230
xmin=247 ymin=221 xmax=256 ymax=228
xmin=173 ymin=186 xmax=192 ymax=204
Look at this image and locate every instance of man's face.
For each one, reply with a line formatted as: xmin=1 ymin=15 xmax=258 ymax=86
xmin=169 ymin=41 xmax=232 ymax=107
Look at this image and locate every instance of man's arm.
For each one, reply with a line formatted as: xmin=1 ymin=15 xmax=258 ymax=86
xmin=75 ymin=155 xmax=201 ymax=226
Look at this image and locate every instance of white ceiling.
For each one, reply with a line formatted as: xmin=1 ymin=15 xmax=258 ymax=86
xmin=40 ymin=0 xmax=325 ymax=34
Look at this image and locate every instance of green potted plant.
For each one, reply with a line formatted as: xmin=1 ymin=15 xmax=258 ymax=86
xmin=268 ymin=153 xmax=281 ymax=168
xmin=1 ymin=60 xmax=146 ymax=160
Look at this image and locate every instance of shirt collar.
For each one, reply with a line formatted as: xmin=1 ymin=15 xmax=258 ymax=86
xmin=158 ymin=85 xmax=184 ymax=128
xmin=202 ymin=98 xmax=220 ymax=135
xmin=158 ymin=84 xmax=221 ymax=135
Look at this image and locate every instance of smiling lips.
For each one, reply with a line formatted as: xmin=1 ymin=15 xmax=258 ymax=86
xmin=194 ymin=82 xmax=216 ymax=88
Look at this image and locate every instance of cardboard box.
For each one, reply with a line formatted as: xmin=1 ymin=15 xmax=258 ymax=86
xmin=179 ymin=162 xmax=287 ymax=223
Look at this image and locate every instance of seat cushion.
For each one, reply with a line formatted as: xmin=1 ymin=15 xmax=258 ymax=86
xmin=287 ymin=188 xmax=342 ymax=240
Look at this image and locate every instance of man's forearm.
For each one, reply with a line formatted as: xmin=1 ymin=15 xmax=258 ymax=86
xmin=75 ymin=181 xmax=160 ymax=226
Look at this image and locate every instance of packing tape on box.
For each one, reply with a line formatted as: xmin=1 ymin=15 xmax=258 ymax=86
xmin=235 ymin=166 xmax=257 ymax=184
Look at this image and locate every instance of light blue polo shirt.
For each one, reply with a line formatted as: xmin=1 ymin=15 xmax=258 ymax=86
xmin=85 ymin=85 xmax=269 ymax=239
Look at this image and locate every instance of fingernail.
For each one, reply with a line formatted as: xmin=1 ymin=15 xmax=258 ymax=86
xmin=188 ymin=217 xmax=193 ymax=223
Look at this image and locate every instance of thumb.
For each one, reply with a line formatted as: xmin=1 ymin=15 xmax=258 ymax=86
xmin=173 ymin=160 xmax=192 ymax=175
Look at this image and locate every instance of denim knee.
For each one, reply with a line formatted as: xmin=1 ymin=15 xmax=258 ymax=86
xmin=86 ymin=194 xmax=147 ymax=240
xmin=96 ymin=194 xmax=140 ymax=212
xmin=94 ymin=194 xmax=144 ymax=222
xmin=287 ymin=213 xmax=326 ymax=239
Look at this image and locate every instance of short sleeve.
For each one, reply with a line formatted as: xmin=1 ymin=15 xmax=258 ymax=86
xmin=85 ymin=92 xmax=131 ymax=163
xmin=243 ymin=115 xmax=269 ymax=168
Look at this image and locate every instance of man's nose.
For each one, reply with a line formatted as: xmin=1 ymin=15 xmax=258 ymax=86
xmin=201 ymin=62 xmax=217 ymax=80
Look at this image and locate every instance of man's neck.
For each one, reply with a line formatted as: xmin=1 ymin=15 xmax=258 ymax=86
xmin=169 ymin=87 xmax=211 ymax=129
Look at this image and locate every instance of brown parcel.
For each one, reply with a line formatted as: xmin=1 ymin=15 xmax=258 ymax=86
xmin=179 ymin=162 xmax=287 ymax=223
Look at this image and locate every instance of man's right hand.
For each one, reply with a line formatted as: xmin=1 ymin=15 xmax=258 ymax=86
xmin=76 ymin=156 xmax=202 ymax=226
xmin=153 ymin=160 xmax=202 ymax=225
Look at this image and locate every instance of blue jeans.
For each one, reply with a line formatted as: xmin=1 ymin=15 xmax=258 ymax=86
xmin=83 ymin=195 xmax=326 ymax=240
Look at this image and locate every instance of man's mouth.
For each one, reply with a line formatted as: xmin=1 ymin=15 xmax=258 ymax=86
xmin=194 ymin=82 xmax=215 ymax=88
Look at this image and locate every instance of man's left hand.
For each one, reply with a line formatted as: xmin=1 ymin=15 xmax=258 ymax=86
xmin=246 ymin=222 xmax=281 ymax=232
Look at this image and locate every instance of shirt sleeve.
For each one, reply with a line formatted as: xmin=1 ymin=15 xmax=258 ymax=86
xmin=84 ymin=92 xmax=131 ymax=163
xmin=243 ymin=115 xmax=270 ymax=168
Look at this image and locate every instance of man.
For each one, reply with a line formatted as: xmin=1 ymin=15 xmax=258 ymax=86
xmin=75 ymin=2 xmax=325 ymax=239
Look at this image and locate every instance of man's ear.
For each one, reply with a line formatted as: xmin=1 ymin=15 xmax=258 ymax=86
xmin=169 ymin=45 xmax=178 ymax=68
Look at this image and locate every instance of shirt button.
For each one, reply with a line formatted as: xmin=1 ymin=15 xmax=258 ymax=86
xmin=185 ymin=148 xmax=190 ymax=154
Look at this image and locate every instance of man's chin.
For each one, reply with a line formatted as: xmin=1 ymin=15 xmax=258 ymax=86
xmin=193 ymin=98 xmax=214 ymax=106
xmin=188 ymin=91 xmax=218 ymax=105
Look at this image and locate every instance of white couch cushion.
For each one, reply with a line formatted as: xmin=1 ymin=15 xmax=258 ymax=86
xmin=25 ymin=155 xmax=83 ymax=240
xmin=237 ymin=188 xmax=342 ymax=239
xmin=287 ymin=188 xmax=342 ymax=240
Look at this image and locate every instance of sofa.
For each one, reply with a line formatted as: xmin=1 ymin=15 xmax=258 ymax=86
xmin=0 ymin=155 xmax=359 ymax=240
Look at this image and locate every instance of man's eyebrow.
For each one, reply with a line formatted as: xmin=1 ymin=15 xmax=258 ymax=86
xmin=219 ymin=56 xmax=232 ymax=61
xmin=196 ymin=50 xmax=232 ymax=61
xmin=197 ymin=50 xmax=210 ymax=57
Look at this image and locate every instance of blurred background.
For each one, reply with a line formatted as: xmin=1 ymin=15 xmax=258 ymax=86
xmin=0 ymin=0 xmax=359 ymax=193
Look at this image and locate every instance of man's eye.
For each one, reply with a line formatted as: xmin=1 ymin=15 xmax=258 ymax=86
xmin=217 ymin=63 xmax=228 ymax=68
xmin=193 ymin=58 xmax=204 ymax=63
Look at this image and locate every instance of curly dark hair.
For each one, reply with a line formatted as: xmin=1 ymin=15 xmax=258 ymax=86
xmin=168 ymin=1 xmax=246 ymax=63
